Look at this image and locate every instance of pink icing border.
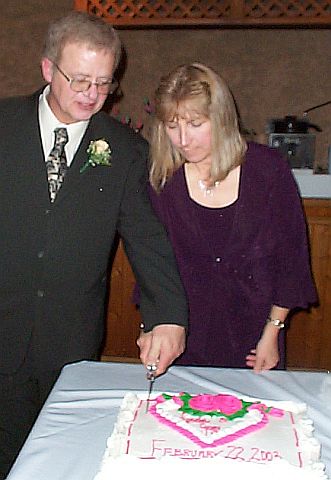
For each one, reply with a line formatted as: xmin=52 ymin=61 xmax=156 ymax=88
xmin=290 ymin=411 xmax=303 ymax=468
xmin=125 ymin=404 xmax=139 ymax=454
xmin=149 ymin=398 xmax=269 ymax=449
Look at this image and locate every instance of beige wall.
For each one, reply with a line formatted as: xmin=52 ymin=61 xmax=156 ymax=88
xmin=1 ymin=1 xmax=330 ymax=168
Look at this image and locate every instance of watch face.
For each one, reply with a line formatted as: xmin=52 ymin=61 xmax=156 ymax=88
xmin=275 ymin=320 xmax=285 ymax=328
xmin=267 ymin=317 xmax=285 ymax=328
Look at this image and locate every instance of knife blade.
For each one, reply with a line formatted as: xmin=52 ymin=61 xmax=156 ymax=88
xmin=145 ymin=364 xmax=157 ymax=413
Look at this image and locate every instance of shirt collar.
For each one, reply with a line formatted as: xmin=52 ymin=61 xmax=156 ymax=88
xmin=38 ymin=85 xmax=89 ymax=164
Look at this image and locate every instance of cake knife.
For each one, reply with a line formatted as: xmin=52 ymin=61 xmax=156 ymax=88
xmin=145 ymin=364 xmax=157 ymax=413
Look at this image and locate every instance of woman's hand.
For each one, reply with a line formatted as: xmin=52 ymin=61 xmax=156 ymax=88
xmin=246 ymin=325 xmax=280 ymax=372
xmin=246 ymin=305 xmax=288 ymax=372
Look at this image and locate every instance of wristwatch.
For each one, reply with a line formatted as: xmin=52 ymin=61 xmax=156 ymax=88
xmin=266 ymin=316 xmax=285 ymax=328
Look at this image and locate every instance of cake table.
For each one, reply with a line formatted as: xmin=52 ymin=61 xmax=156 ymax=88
xmin=6 ymin=361 xmax=331 ymax=480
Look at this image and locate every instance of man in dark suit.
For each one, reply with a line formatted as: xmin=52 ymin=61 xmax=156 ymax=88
xmin=0 ymin=11 xmax=187 ymax=478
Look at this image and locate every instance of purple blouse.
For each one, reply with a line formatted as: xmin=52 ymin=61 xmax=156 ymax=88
xmin=148 ymin=142 xmax=317 ymax=368
xmin=192 ymin=198 xmax=237 ymax=252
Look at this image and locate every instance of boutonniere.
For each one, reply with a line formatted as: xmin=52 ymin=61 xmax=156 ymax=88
xmin=80 ymin=139 xmax=112 ymax=174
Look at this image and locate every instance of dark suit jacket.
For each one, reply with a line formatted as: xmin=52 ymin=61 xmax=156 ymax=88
xmin=0 ymin=90 xmax=188 ymax=375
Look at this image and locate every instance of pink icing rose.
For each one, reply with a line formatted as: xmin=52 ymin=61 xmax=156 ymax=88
xmin=189 ymin=394 xmax=242 ymax=414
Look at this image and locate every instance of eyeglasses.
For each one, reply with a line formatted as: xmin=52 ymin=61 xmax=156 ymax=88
xmin=54 ymin=63 xmax=118 ymax=95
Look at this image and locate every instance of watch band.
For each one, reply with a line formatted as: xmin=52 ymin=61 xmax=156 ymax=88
xmin=266 ymin=316 xmax=285 ymax=328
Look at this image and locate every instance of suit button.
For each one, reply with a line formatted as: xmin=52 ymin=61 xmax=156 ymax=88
xmin=37 ymin=289 xmax=44 ymax=297
xmin=45 ymin=209 xmax=50 ymax=215
xmin=37 ymin=251 xmax=44 ymax=258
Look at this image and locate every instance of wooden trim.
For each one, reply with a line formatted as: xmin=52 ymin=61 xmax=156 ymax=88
xmin=74 ymin=0 xmax=331 ymax=27
xmin=303 ymin=198 xmax=331 ymax=218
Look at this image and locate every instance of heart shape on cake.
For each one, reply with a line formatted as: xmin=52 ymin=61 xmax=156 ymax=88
xmin=149 ymin=393 xmax=284 ymax=449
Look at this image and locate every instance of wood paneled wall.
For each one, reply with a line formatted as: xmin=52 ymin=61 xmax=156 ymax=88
xmin=286 ymin=199 xmax=331 ymax=370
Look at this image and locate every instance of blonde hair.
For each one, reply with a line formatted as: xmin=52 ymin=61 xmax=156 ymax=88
xmin=42 ymin=11 xmax=122 ymax=70
xmin=150 ymin=63 xmax=247 ymax=192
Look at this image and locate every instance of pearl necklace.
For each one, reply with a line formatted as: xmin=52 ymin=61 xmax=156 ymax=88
xmin=197 ymin=179 xmax=221 ymax=197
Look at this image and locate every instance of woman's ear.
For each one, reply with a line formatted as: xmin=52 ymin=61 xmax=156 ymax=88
xmin=41 ymin=57 xmax=54 ymax=84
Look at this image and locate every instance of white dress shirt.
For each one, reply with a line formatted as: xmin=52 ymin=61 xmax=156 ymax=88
xmin=38 ymin=85 xmax=89 ymax=166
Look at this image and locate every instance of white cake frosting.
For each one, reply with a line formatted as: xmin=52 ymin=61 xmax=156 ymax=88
xmin=94 ymin=392 xmax=328 ymax=480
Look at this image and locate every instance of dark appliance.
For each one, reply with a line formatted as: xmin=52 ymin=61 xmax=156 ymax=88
xmin=268 ymin=115 xmax=321 ymax=169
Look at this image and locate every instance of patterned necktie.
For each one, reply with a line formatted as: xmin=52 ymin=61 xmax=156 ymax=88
xmin=46 ymin=127 xmax=69 ymax=202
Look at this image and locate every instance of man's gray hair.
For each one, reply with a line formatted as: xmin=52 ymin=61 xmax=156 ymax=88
xmin=42 ymin=11 xmax=122 ymax=70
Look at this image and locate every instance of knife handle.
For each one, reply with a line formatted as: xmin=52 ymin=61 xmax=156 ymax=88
xmin=147 ymin=371 xmax=155 ymax=382
xmin=146 ymin=363 xmax=157 ymax=380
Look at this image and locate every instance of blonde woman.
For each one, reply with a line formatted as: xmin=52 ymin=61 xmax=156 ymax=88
xmin=146 ymin=63 xmax=316 ymax=371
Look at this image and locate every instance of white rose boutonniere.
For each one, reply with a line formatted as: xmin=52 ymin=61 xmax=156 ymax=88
xmin=80 ymin=139 xmax=112 ymax=173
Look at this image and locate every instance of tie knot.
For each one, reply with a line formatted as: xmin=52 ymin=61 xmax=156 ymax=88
xmin=54 ymin=127 xmax=68 ymax=147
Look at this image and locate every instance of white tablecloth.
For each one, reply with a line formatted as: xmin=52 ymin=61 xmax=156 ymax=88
xmin=7 ymin=361 xmax=331 ymax=480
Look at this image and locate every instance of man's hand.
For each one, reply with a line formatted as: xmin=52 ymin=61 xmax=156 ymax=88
xmin=137 ymin=324 xmax=186 ymax=376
